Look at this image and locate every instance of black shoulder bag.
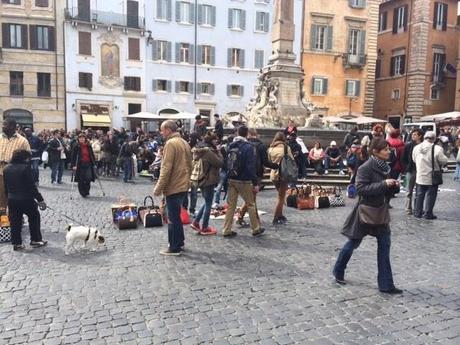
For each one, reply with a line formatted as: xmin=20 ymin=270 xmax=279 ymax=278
xmin=431 ymin=145 xmax=443 ymax=185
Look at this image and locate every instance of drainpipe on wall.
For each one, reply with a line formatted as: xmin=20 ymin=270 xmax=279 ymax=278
xmin=54 ymin=0 xmax=59 ymax=113
xmin=402 ymin=0 xmax=413 ymax=122
xmin=300 ymin=0 xmax=306 ymax=70
xmin=62 ymin=1 xmax=68 ymax=131
xmin=194 ymin=0 xmax=198 ymax=101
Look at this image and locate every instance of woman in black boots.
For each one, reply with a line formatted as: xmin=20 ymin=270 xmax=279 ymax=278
xmin=71 ymin=133 xmax=96 ymax=197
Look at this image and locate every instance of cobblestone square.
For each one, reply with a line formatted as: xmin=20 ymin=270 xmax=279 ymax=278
xmin=0 ymin=171 xmax=459 ymax=345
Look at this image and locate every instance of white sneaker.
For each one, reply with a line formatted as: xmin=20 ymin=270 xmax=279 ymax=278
xmin=339 ymin=170 xmax=346 ymax=176
xmin=324 ymin=170 xmax=329 ymax=175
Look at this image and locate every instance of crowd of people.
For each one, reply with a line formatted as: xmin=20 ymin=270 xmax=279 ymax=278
xmin=1 ymin=115 xmax=459 ymax=294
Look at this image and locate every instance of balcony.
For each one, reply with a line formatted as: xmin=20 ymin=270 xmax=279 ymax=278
xmin=65 ymin=7 xmax=145 ymax=30
xmin=343 ymin=53 xmax=366 ymax=68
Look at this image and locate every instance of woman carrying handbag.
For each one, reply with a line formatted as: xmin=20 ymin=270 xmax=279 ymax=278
xmin=332 ymin=137 xmax=403 ymax=294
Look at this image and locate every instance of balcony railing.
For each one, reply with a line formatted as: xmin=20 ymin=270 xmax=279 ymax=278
xmin=343 ymin=53 xmax=366 ymax=67
xmin=65 ymin=7 xmax=145 ymax=30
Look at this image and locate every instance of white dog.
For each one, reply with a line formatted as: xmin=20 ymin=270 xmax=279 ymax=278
xmin=65 ymin=225 xmax=106 ymax=254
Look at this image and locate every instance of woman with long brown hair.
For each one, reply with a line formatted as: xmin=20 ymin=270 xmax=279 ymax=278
xmin=268 ymin=132 xmax=294 ymax=225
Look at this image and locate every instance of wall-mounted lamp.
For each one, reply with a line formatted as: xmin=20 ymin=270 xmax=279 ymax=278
xmin=113 ymin=105 xmax=119 ymax=110
xmin=147 ymin=30 xmax=153 ymax=45
xmin=72 ymin=103 xmax=76 ymax=110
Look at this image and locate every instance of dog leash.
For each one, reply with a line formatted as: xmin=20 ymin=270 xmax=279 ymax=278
xmin=46 ymin=205 xmax=85 ymax=226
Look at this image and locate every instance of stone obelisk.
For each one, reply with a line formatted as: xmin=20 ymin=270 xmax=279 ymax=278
xmin=246 ymin=0 xmax=309 ymax=128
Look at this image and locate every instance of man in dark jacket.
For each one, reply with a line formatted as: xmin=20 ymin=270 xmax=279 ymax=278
xmin=24 ymin=128 xmax=43 ymax=185
xmin=4 ymin=149 xmax=47 ymax=251
xmin=402 ymin=129 xmax=423 ymax=214
xmin=71 ymin=133 xmax=96 ymax=197
xmin=193 ymin=115 xmax=207 ymax=139
xmin=222 ymin=126 xmax=264 ymax=238
xmin=342 ymin=127 xmax=360 ymax=150
xmin=47 ymin=129 xmax=66 ymax=184
xmin=237 ymin=128 xmax=278 ymax=225
xmin=287 ymin=133 xmax=305 ymax=178
xmin=214 ymin=114 xmax=224 ymax=141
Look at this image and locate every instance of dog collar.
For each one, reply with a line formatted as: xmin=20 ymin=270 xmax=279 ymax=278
xmin=85 ymin=228 xmax=91 ymax=243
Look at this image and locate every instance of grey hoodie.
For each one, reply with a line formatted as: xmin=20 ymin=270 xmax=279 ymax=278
xmin=412 ymin=140 xmax=448 ymax=185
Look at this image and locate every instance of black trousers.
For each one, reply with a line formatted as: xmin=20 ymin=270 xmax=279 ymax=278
xmin=8 ymin=199 xmax=42 ymax=245
xmin=78 ymin=164 xmax=92 ymax=197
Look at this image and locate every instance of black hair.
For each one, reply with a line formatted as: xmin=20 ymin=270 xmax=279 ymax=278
xmin=369 ymin=137 xmax=389 ymax=156
xmin=410 ymin=128 xmax=424 ymax=138
xmin=11 ymin=149 xmax=31 ymax=163
xmin=237 ymin=126 xmax=248 ymax=138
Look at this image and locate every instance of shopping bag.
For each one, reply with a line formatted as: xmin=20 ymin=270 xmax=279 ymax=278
xmin=180 ymin=207 xmax=191 ymax=225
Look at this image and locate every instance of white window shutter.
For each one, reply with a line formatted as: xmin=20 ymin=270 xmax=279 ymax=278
xmin=211 ymin=6 xmax=216 ymax=27
xmin=210 ymin=46 xmax=215 ymax=66
xmin=175 ymin=42 xmax=180 ymax=62
xmin=167 ymin=0 xmax=172 ymax=21
xmin=241 ymin=10 xmax=246 ymax=30
xmin=175 ymin=1 xmax=180 ymax=22
xmin=264 ymin=13 xmax=269 ymax=32
xmin=210 ymin=83 xmax=215 ymax=95
xmin=228 ymin=9 xmax=233 ymax=28
xmin=166 ymin=41 xmax=172 ymax=62
xmin=197 ymin=4 xmax=203 ymax=25
xmin=152 ymin=79 xmax=157 ymax=91
xmin=196 ymin=83 xmax=201 ymax=94
xmin=227 ymin=48 xmax=232 ymax=67
xmin=167 ymin=80 xmax=172 ymax=92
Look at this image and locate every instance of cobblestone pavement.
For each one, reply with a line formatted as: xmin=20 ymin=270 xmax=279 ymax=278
xmin=0 ymin=169 xmax=459 ymax=345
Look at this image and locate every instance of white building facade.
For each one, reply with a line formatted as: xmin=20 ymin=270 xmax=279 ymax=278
xmin=144 ymin=0 xmax=303 ymax=125
xmin=64 ymin=0 xmax=147 ymax=130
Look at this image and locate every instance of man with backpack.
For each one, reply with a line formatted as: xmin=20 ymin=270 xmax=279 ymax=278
xmin=237 ymin=128 xmax=278 ymax=226
xmin=222 ymin=126 xmax=265 ymax=238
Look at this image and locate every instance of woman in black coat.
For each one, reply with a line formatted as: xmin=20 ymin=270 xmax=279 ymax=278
xmin=71 ymin=133 xmax=96 ymax=197
xmin=333 ymin=137 xmax=402 ymax=294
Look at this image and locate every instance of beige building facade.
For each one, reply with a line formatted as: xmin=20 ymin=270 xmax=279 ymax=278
xmin=301 ymin=0 xmax=380 ymax=118
xmin=0 ymin=0 xmax=65 ymax=131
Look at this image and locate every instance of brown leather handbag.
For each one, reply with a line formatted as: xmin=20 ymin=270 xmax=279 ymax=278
xmin=358 ymin=203 xmax=390 ymax=227
xmin=297 ymin=196 xmax=315 ymax=210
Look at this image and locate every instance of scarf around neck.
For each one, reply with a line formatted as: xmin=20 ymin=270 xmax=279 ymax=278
xmin=371 ymin=156 xmax=391 ymax=175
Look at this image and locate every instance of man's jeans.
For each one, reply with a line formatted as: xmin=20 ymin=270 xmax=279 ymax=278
xmin=194 ymin=185 xmax=215 ymax=229
xmin=213 ymin=170 xmax=228 ymax=205
xmin=123 ymin=157 xmax=132 ymax=182
xmin=333 ymin=231 xmax=394 ymax=291
xmin=325 ymin=157 xmax=344 ymax=171
xmin=31 ymin=159 xmax=40 ymax=183
xmin=166 ymin=192 xmax=187 ymax=252
xmin=414 ymin=184 xmax=438 ymax=218
xmin=182 ymin=186 xmax=198 ymax=213
xmin=405 ymin=172 xmax=417 ymax=211
xmin=51 ymin=160 xmax=64 ymax=183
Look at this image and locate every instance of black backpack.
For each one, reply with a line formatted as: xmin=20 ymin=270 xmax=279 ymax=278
xmin=279 ymin=145 xmax=298 ymax=183
xmin=227 ymin=142 xmax=244 ymax=178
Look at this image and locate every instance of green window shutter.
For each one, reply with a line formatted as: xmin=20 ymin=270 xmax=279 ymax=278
xmin=175 ymin=81 xmax=180 ymax=92
xmin=189 ymin=44 xmax=195 ymax=64
xmin=166 ymin=0 xmax=172 ymax=21
xmin=310 ymin=25 xmax=317 ymax=49
xmin=167 ymin=80 xmax=171 ymax=92
xmin=197 ymin=45 xmax=202 ymax=65
xmin=176 ymin=43 xmax=181 ymax=62
xmin=241 ymin=10 xmax=246 ymax=30
xmin=210 ymin=83 xmax=215 ymax=95
xmin=190 ymin=3 xmax=195 ymax=24
xmin=197 ymin=4 xmax=203 ymax=25
xmin=152 ymin=40 xmax=158 ymax=60
xmin=166 ymin=41 xmax=172 ymax=62
xmin=227 ymin=48 xmax=232 ymax=67
xmin=345 ymin=80 xmax=349 ymax=95
xmin=355 ymin=81 xmax=360 ymax=96
xmin=264 ymin=13 xmax=269 ymax=32
xmin=326 ymin=26 xmax=333 ymax=51
xmin=323 ymin=78 xmax=328 ymax=95
xmin=152 ymin=79 xmax=157 ymax=91
xmin=227 ymin=85 xmax=231 ymax=96
xmin=157 ymin=0 xmax=163 ymax=18
xmin=228 ymin=9 xmax=233 ymax=28
xmin=239 ymin=49 xmax=245 ymax=68
xmin=211 ymin=6 xmax=216 ymax=27
xmin=311 ymin=78 xmax=315 ymax=93
xmin=210 ymin=46 xmax=215 ymax=66
xmin=175 ymin=1 xmax=180 ymax=22
xmin=196 ymin=83 xmax=201 ymax=94
xmin=359 ymin=30 xmax=366 ymax=57
xmin=240 ymin=85 xmax=244 ymax=97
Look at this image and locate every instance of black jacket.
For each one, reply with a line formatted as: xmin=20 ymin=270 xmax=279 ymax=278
xmin=214 ymin=120 xmax=224 ymax=139
xmin=47 ymin=137 xmax=65 ymax=164
xmin=248 ymin=138 xmax=278 ymax=178
xmin=3 ymin=163 xmax=44 ymax=202
xmin=402 ymin=141 xmax=417 ymax=173
xmin=342 ymin=158 xmax=393 ymax=239
xmin=71 ymin=143 xmax=96 ymax=183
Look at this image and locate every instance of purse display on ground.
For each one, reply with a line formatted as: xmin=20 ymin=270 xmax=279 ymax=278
xmin=328 ymin=187 xmax=345 ymax=207
xmin=117 ymin=209 xmax=138 ymax=230
xmin=111 ymin=197 xmax=137 ymax=222
xmin=312 ymin=186 xmax=330 ymax=209
xmin=297 ymin=184 xmax=314 ymax=210
xmin=138 ymin=196 xmax=163 ymax=228
xmin=286 ymin=188 xmax=298 ymax=208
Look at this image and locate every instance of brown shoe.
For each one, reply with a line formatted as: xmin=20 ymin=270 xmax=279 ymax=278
xmin=223 ymin=231 xmax=237 ymax=238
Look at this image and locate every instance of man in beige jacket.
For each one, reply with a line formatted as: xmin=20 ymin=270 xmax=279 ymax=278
xmin=154 ymin=120 xmax=192 ymax=256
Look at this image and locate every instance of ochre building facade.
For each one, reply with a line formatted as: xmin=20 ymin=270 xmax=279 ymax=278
xmin=374 ymin=0 xmax=459 ymax=127
xmin=0 ymin=0 xmax=65 ymax=131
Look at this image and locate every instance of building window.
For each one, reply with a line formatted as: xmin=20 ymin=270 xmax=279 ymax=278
xmin=35 ymin=0 xmax=48 ymax=7
xmin=390 ymin=54 xmax=406 ymax=76
xmin=9 ymin=71 xmax=24 ymax=96
xmin=198 ymin=82 xmax=214 ymax=95
xmin=432 ymin=52 xmax=446 ymax=83
xmin=379 ymin=11 xmax=387 ymax=32
xmin=227 ymin=84 xmax=244 ymax=97
xmin=79 ymin=72 xmax=93 ymax=90
xmin=199 ymin=4 xmax=216 ymax=26
xmin=37 ymin=26 xmax=49 ymax=50
xmin=391 ymin=89 xmax=400 ymax=100
xmin=178 ymin=43 xmax=191 ymax=63
xmin=176 ymin=81 xmax=192 ymax=93
xmin=228 ymin=48 xmax=244 ymax=68
xmin=2 ymin=23 xmax=27 ymax=49
xmin=78 ymin=31 xmax=91 ymax=55
xmin=37 ymin=73 xmax=51 ymax=97
xmin=156 ymin=0 xmax=172 ymax=21
xmin=228 ymin=8 xmax=246 ymax=30
xmin=311 ymin=25 xmax=333 ymax=51
xmin=176 ymin=1 xmax=194 ymax=24
xmin=349 ymin=0 xmax=366 ymax=9
xmin=393 ymin=5 xmax=408 ymax=34
xmin=199 ymin=45 xmax=214 ymax=65
xmin=152 ymin=79 xmax=171 ymax=92
xmin=124 ymin=76 xmax=141 ymax=91
xmin=128 ymin=38 xmax=140 ymax=60
xmin=376 ymin=58 xmax=381 ymax=78
xmin=430 ymin=86 xmax=440 ymax=100
xmin=433 ymin=2 xmax=448 ymax=31
xmin=254 ymin=50 xmax=264 ymax=69
xmin=153 ymin=40 xmax=171 ymax=61
xmin=255 ymin=12 xmax=269 ymax=32
xmin=2 ymin=0 xmax=21 ymax=4
xmin=347 ymin=29 xmax=365 ymax=65
xmin=345 ymin=80 xmax=360 ymax=97
xmin=30 ymin=25 xmax=55 ymax=51
xmin=311 ymin=77 xmax=328 ymax=96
